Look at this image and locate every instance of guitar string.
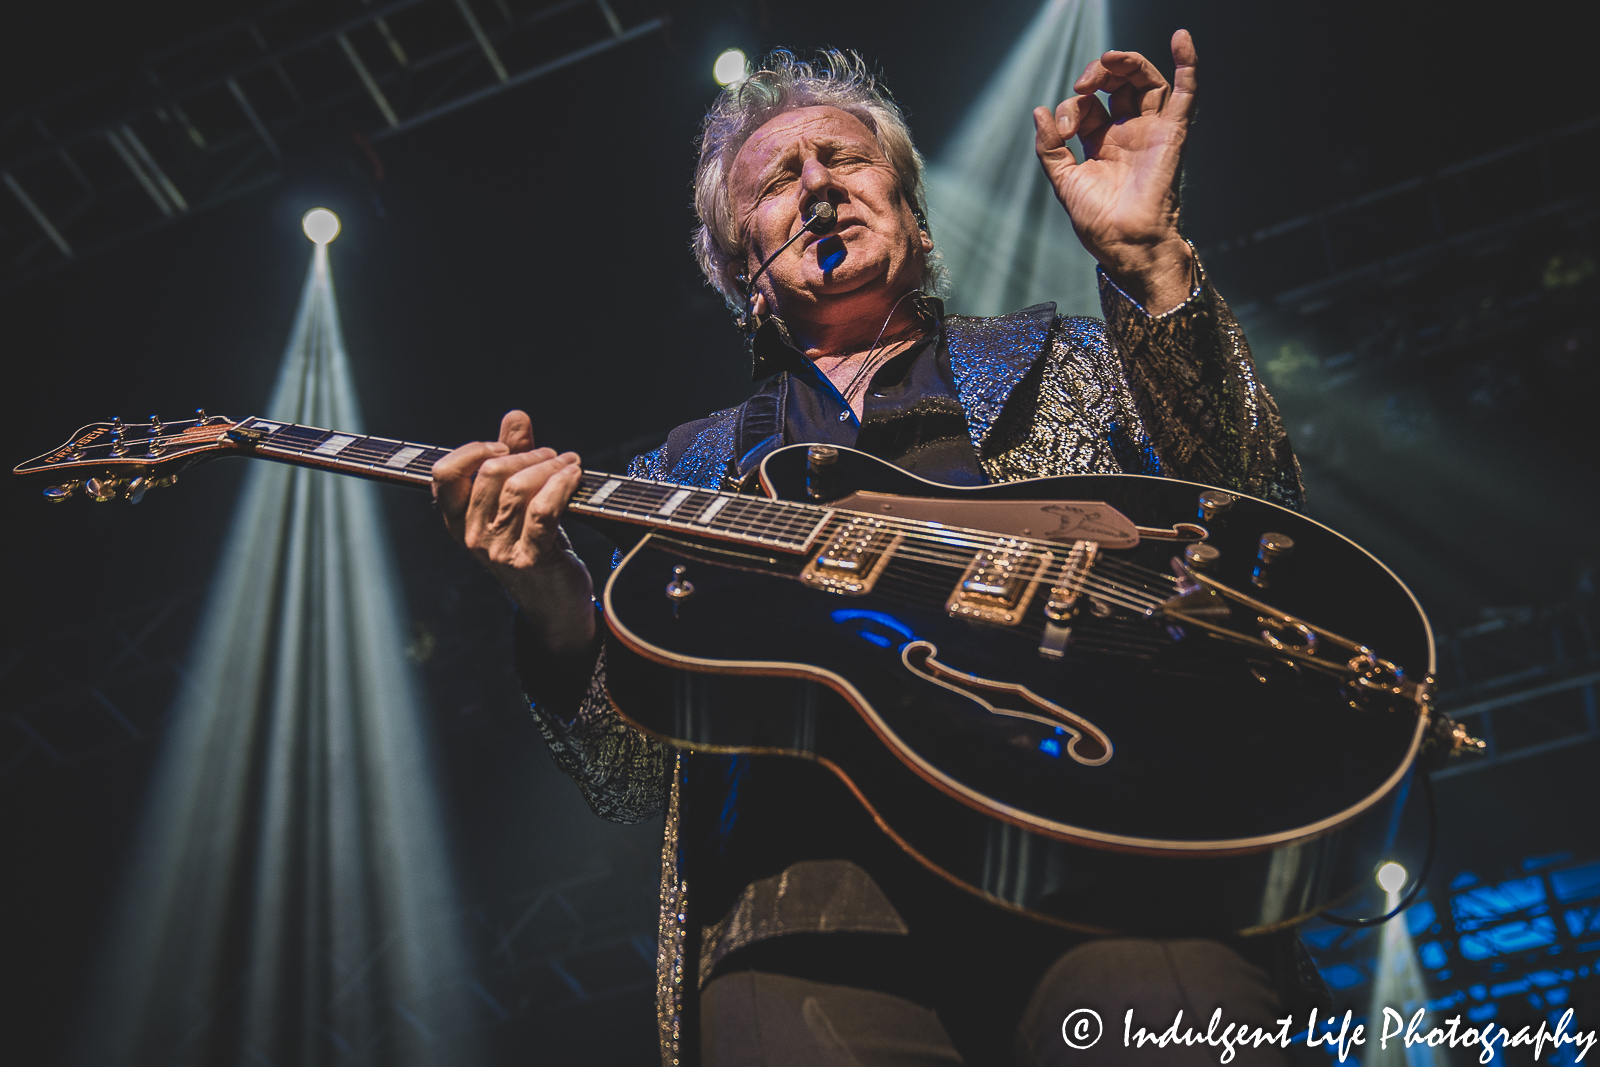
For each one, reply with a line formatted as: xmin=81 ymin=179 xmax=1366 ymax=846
xmin=571 ymin=493 xmax=1177 ymax=610
xmin=837 ymin=544 xmax=1168 ymax=609
xmin=856 ymin=555 xmax=1167 ymax=615
xmin=578 ymin=482 xmax=1180 ymax=592
xmin=202 ymin=434 xmax=1168 ymax=577
xmin=127 ymin=429 xmax=1185 ymax=582
xmin=139 ymin=428 xmax=1186 ymax=602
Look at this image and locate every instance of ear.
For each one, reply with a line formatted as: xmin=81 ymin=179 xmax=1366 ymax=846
xmin=750 ymin=292 xmax=770 ymax=318
xmin=919 ymin=228 xmax=934 ymax=255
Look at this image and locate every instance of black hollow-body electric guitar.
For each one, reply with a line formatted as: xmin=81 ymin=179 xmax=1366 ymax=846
xmin=18 ymin=414 xmax=1483 ymax=934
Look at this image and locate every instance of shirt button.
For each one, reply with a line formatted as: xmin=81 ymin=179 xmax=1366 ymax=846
xmin=838 ymin=411 xmax=850 ymax=421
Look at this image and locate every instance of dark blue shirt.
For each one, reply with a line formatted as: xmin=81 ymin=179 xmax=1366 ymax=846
xmin=768 ymin=329 xmax=988 ymax=488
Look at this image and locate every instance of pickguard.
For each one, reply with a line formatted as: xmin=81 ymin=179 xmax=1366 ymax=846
xmin=899 ymin=640 xmax=1113 ymax=767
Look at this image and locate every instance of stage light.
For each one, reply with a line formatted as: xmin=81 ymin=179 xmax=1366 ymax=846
xmin=302 ymin=206 xmax=341 ymax=244
xmin=924 ymin=0 xmax=1108 ymax=317
xmin=75 ymin=243 xmax=480 ymax=1065
xmin=1377 ymin=861 xmax=1408 ymax=894
xmin=713 ymin=48 xmax=748 ymax=87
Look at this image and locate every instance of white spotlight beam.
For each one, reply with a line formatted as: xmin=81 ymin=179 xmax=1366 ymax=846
xmin=925 ymin=0 xmax=1108 ymax=318
xmin=75 ymin=243 xmax=482 ymax=1066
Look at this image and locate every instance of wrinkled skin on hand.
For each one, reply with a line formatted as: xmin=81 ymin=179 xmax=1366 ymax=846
xmin=432 ymin=409 xmax=595 ymax=653
xmin=1033 ymin=29 xmax=1199 ymax=313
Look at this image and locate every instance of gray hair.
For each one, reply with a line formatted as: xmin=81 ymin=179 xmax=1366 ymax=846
xmin=692 ymin=49 xmax=946 ymax=319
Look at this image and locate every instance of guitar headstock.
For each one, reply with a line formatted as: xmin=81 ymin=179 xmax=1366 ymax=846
xmin=13 ymin=411 xmax=253 ymax=503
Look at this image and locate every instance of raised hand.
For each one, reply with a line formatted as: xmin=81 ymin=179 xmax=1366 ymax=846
xmin=1033 ymin=29 xmax=1197 ymax=312
xmin=432 ymin=410 xmax=596 ymax=652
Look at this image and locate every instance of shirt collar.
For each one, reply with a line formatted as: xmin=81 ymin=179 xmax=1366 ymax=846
xmin=748 ymin=296 xmax=947 ymax=381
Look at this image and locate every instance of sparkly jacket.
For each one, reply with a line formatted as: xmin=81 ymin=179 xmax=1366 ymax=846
xmin=527 ymin=264 xmax=1303 ymax=1064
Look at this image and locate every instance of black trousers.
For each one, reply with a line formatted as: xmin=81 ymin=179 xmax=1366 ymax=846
xmin=701 ymin=938 xmax=1291 ymax=1067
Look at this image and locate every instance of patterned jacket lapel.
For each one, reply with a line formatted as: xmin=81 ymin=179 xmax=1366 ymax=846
xmin=944 ymin=302 xmax=1057 ymax=453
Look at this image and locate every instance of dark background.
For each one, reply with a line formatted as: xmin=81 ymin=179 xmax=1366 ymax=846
xmin=3 ymin=1 xmax=1596 ymax=1064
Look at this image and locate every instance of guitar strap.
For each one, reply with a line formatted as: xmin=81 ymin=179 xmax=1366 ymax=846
xmin=723 ymin=372 xmax=790 ymax=493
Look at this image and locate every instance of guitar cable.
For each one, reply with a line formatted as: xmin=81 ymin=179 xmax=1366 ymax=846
xmin=1315 ymin=768 xmax=1437 ymax=928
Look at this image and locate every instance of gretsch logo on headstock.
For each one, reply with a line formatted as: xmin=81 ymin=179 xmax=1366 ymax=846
xmin=46 ymin=427 xmax=107 ymax=463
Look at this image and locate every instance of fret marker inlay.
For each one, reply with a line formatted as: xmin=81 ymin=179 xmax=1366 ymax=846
xmin=589 ymin=479 xmax=622 ymax=505
xmin=313 ymin=434 xmax=357 ymax=456
xmin=657 ymin=488 xmax=692 ymax=516
xmin=694 ymin=496 xmax=730 ymax=525
xmin=384 ymin=446 xmax=424 ymax=468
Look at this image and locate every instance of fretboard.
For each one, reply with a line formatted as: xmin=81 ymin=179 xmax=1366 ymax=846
xmin=234 ymin=418 xmax=832 ymax=553
xmin=235 ymin=417 xmax=449 ymax=486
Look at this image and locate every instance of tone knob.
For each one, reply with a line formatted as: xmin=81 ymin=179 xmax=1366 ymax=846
xmin=1252 ymin=532 xmax=1295 ymax=589
xmin=807 ymin=444 xmax=839 ymax=500
xmin=1197 ymin=489 xmax=1236 ymax=522
xmin=1183 ymin=543 xmax=1221 ymax=570
xmin=1257 ymin=532 xmax=1295 ymax=563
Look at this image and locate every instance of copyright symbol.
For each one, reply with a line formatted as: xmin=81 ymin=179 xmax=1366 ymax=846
xmin=1061 ymin=1008 xmax=1103 ymax=1049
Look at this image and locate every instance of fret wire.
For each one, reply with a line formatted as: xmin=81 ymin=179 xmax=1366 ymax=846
xmin=250 ymin=429 xmax=1161 ymax=584
xmin=252 ymin=432 xmax=1163 ymax=583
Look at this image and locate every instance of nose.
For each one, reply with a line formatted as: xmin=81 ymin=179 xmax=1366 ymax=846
xmin=798 ymin=157 xmax=846 ymax=213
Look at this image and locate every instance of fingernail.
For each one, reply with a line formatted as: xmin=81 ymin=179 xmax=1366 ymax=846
xmin=489 ymin=443 xmax=509 ymax=454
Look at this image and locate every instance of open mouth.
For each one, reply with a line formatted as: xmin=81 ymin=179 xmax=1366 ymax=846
xmin=814 ymin=235 xmax=847 ymax=273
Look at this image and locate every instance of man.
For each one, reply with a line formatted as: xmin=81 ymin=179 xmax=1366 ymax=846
xmin=435 ymin=32 xmax=1308 ymax=1066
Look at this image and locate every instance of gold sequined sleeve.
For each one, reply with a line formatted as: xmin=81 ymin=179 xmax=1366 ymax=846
xmin=1099 ymin=259 xmax=1305 ymax=508
xmin=526 ymin=639 xmax=672 ymax=824
xmin=520 ymin=449 xmax=675 ymax=825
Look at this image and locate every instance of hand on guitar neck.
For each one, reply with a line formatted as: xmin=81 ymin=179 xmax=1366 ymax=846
xmin=430 ymin=410 xmax=596 ymax=654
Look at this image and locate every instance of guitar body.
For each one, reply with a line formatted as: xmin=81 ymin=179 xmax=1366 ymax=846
xmin=602 ymin=445 xmax=1433 ymax=935
xmin=19 ymin=417 xmax=1453 ymax=935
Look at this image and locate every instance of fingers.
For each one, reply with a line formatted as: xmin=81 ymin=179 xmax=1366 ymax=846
xmin=1170 ymin=29 xmax=1198 ymax=122
xmin=499 ymin=409 xmax=535 ymax=453
xmin=515 ymin=456 xmax=585 ymax=557
xmin=1072 ymin=46 xmax=1182 ymax=123
xmin=463 ymin=448 xmax=562 ymax=550
xmin=1033 ymin=106 xmax=1075 ymax=166
xmin=1035 ymin=95 xmax=1114 ymax=173
xmin=433 ymin=439 xmax=508 ymax=540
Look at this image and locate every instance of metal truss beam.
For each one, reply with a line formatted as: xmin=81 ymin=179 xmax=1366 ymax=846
xmin=0 ymin=0 xmax=668 ymax=287
xmin=1205 ymin=114 xmax=1600 ymax=315
xmin=1433 ymin=592 xmax=1600 ymax=778
xmin=0 ymin=590 xmax=200 ymax=783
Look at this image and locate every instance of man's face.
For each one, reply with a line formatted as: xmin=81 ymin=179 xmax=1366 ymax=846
xmin=728 ymin=106 xmax=931 ymax=320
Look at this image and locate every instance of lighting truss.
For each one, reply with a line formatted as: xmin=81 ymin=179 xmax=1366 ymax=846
xmin=1301 ymin=853 xmax=1600 ymax=1035
xmin=1432 ymin=594 xmax=1600 ymax=778
xmin=1201 ymin=114 xmax=1600 ymax=315
xmin=0 ymin=0 xmax=667 ymax=287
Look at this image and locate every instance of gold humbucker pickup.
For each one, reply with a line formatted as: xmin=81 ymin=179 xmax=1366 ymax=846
xmin=947 ymin=539 xmax=1052 ymax=625
xmin=800 ymin=516 xmax=903 ymax=595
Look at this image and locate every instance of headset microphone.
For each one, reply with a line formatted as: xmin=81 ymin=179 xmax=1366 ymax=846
xmin=744 ymin=202 xmax=837 ymax=299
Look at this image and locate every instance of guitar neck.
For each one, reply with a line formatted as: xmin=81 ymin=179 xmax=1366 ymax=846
xmin=233 ymin=418 xmax=832 ymax=553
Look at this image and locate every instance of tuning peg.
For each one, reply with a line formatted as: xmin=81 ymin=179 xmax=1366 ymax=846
xmin=145 ymin=415 xmax=167 ymax=456
xmin=126 ymin=476 xmax=150 ymax=504
xmin=85 ymin=476 xmax=121 ymax=502
xmin=43 ymin=482 xmax=79 ymax=503
xmin=195 ymin=408 xmax=207 ymax=424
